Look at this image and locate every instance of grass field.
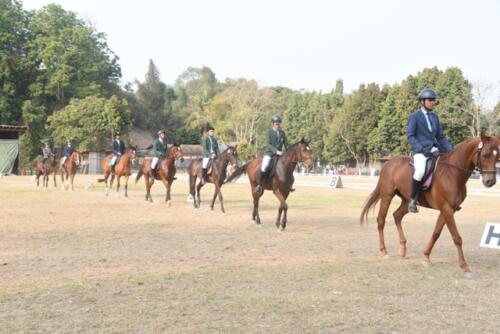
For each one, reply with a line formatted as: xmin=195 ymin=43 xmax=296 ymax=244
xmin=1 ymin=175 xmax=499 ymax=333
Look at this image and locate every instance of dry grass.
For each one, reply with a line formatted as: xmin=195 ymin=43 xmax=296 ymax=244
xmin=0 ymin=175 xmax=499 ymax=333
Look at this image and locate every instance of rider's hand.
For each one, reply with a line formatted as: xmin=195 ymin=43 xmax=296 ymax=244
xmin=276 ymin=150 xmax=283 ymax=156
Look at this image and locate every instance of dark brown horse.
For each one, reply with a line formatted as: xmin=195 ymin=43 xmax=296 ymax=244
xmin=35 ymin=156 xmax=58 ymax=188
xmin=360 ymin=133 xmax=500 ymax=277
xmin=135 ymin=143 xmax=183 ymax=205
xmin=98 ymin=147 xmax=137 ymax=197
xmin=187 ymin=147 xmax=238 ymax=213
xmin=59 ymin=151 xmax=81 ymax=191
xmin=226 ymin=139 xmax=314 ymax=230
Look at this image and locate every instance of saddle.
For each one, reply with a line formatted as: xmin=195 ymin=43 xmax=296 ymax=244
xmin=409 ymin=155 xmax=439 ymax=191
xmin=264 ymin=156 xmax=280 ymax=178
xmin=207 ymin=158 xmax=214 ymax=175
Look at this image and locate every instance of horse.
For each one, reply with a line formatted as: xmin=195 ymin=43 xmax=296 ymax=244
xmin=135 ymin=143 xmax=183 ymax=205
xmin=59 ymin=151 xmax=81 ymax=191
xmin=360 ymin=133 xmax=500 ymax=277
xmin=225 ymin=138 xmax=314 ymax=230
xmin=97 ymin=147 xmax=137 ymax=197
xmin=187 ymin=147 xmax=238 ymax=213
xmin=34 ymin=156 xmax=58 ymax=188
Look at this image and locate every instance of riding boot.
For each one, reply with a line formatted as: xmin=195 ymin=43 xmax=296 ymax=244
xmin=111 ymin=165 xmax=115 ymax=175
xmin=201 ymin=168 xmax=208 ymax=185
xmin=150 ymin=167 xmax=156 ymax=183
xmin=408 ymin=178 xmax=421 ymax=213
xmin=255 ymin=170 xmax=266 ymax=193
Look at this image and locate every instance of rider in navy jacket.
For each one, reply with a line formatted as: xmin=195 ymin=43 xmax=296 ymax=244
xmin=406 ymin=88 xmax=452 ymax=213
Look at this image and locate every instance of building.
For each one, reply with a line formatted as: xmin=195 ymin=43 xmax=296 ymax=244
xmin=0 ymin=124 xmax=27 ymax=175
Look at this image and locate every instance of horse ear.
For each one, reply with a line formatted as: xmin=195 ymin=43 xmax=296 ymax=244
xmin=480 ymin=130 xmax=489 ymax=143
xmin=300 ymin=137 xmax=305 ymax=143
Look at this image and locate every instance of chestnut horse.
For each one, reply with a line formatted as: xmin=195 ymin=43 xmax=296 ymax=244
xmin=187 ymin=147 xmax=238 ymax=213
xmin=135 ymin=144 xmax=183 ymax=204
xmin=35 ymin=156 xmax=58 ymax=188
xmin=360 ymin=133 xmax=500 ymax=277
xmin=59 ymin=151 xmax=81 ymax=191
xmin=225 ymin=139 xmax=314 ymax=230
xmin=98 ymin=147 xmax=137 ymax=197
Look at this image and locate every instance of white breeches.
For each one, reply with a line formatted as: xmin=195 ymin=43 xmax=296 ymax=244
xmin=261 ymin=155 xmax=272 ymax=172
xmin=202 ymin=157 xmax=210 ymax=169
xmin=151 ymin=157 xmax=159 ymax=169
xmin=412 ymin=153 xmax=427 ymax=181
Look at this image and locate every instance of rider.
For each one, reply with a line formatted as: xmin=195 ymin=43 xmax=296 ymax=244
xmin=42 ymin=142 xmax=54 ymax=164
xmin=407 ymin=88 xmax=452 ymax=213
xmin=111 ymin=132 xmax=126 ymax=174
xmin=201 ymin=125 xmax=220 ymax=185
xmin=255 ymin=115 xmax=288 ymax=193
xmin=61 ymin=140 xmax=74 ymax=169
xmin=149 ymin=129 xmax=168 ymax=182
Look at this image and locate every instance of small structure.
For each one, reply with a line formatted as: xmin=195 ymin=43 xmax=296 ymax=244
xmin=0 ymin=124 xmax=27 ymax=175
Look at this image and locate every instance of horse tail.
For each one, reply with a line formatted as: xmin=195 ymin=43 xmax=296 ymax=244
xmin=224 ymin=162 xmax=249 ymax=183
xmin=135 ymin=169 xmax=143 ymax=184
xmin=360 ymin=183 xmax=380 ymax=225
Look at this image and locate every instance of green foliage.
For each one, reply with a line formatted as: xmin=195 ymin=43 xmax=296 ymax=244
xmin=0 ymin=0 xmax=32 ymax=124
xmin=20 ymin=100 xmax=47 ymax=164
xmin=27 ymin=4 xmax=121 ymax=106
xmin=47 ymin=95 xmax=131 ymax=150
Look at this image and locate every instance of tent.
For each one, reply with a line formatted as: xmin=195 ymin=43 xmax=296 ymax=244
xmin=0 ymin=125 xmax=26 ymax=175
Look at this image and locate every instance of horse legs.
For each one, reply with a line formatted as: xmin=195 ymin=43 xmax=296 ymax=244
xmin=124 ymin=175 xmax=129 ymax=198
xmin=53 ymin=172 xmax=57 ymax=188
xmin=273 ymin=189 xmax=288 ymax=230
xmin=43 ymin=173 xmax=48 ymax=188
xmin=196 ymin=182 xmax=204 ymax=208
xmin=393 ymin=200 xmax=409 ymax=257
xmin=70 ymin=174 xmax=75 ymax=191
xmin=280 ymin=191 xmax=291 ymax=230
xmin=36 ymin=171 xmax=41 ymax=187
xmin=144 ymin=175 xmax=153 ymax=202
xmin=115 ymin=175 xmax=121 ymax=197
xmin=422 ymin=211 xmax=447 ymax=268
xmin=376 ymin=195 xmax=393 ymax=257
xmin=159 ymin=178 xmax=170 ymax=204
xmin=210 ymin=183 xmax=224 ymax=213
xmin=166 ymin=180 xmax=173 ymax=206
xmin=251 ymin=187 xmax=263 ymax=225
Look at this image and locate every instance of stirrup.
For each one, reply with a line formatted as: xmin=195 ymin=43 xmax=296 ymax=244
xmin=255 ymin=184 xmax=263 ymax=193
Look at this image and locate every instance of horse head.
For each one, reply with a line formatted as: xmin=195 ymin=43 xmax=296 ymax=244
xmin=222 ymin=146 xmax=238 ymax=176
xmin=72 ymin=151 xmax=81 ymax=166
xmin=288 ymin=138 xmax=314 ymax=170
xmin=169 ymin=143 xmax=183 ymax=162
xmin=473 ymin=132 xmax=500 ymax=188
xmin=128 ymin=146 xmax=137 ymax=164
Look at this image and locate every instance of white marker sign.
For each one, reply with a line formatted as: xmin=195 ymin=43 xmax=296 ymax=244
xmin=480 ymin=223 xmax=500 ymax=249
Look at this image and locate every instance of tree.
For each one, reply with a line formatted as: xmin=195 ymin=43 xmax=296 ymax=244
xmin=27 ymin=4 xmax=121 ymax=108
xmin=135 ymin=59 xmax=167 ymax=130
xmin=209 ymin=78 xmax=279 ymax=159
xmin=0 ymin=0 xmax=32 ymax=124
xmin=47 ymin=95 xmax=131 ymax=150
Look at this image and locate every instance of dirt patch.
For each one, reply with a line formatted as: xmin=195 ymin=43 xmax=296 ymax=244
xmin=1 ymin=176 xmax=499 ymax=333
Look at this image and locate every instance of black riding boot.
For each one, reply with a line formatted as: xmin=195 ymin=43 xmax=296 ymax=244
xmin=255 ymin=170 xmax=266 ymax=193
xmin=408 ymin=178 xmax=421 ymax=213
xmin=201 ymin=168 xmax=208 ymax=185
xmin=150 ymin=167 xmax=156 ymax=182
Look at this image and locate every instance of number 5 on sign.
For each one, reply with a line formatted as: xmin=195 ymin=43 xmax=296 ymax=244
xmin=480 ymin=223 xmax=500 ymax=249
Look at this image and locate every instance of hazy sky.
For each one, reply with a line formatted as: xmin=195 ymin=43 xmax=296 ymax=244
xmin=22 ymin=0 xmax=500 ymax=104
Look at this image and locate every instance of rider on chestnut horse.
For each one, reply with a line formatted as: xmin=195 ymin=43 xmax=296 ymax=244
xmin=255 ymin=115 xmax=289 ymax=194
xmin=110 ymin=132 xmax=126 ymax=174
xmin=149 ymin=129 xmax=168 ymax=182
xmin=201 ymin=125 xmax=220 ymax=185
xmin=407 ymin=88 xmax=452 ymax=213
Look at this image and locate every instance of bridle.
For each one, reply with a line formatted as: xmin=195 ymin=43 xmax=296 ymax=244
xmin=438 ymin=143 xmax=497 ymax=176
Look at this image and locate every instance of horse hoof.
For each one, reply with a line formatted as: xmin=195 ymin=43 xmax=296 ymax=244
xmin=382 ymin=254 xmax=390 ymax=259
xmin=167 ymin=201 xmax=171 ymax=207
xmin=422 ymin=260 xmax=433 ymax=269
xmin=464 ymin=271 xmax=475 ymax=280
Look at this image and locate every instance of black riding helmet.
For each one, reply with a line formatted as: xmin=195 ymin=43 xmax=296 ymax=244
xmin=272 ymin=115 xmax=282 ymax=124
xmin=418 ymin=88 xmax=438 ymax=100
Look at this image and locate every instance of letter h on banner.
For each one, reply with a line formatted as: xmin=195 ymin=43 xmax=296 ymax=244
xmin=480 ymin=223 xmax=500 ymax=249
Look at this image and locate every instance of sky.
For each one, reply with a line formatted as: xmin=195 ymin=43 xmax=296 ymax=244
xmin=21 ymin=0 xmax=500 ymax=106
